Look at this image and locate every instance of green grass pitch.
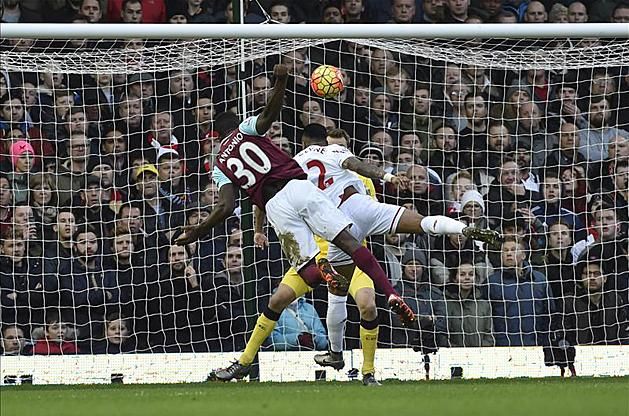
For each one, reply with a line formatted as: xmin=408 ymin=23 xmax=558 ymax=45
xmin=1 ymin=377 xmax=627 ymax=416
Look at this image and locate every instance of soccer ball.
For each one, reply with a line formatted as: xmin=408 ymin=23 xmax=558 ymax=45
xmin=310 ymin=65 xmax=345 ymax=99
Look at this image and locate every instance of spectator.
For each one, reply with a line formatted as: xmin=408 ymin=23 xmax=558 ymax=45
xmin=611 ymin=2 xmax=629 ymax=23
xmin=0 ymin=325 xmax=28 ymax=355
xmin=405 ymin=164 xmax=444 ymax=216
xmin=486 ymin=159 xmax=538 ymax=227
xmin=486 ymin=236 xmax=554 ymax=346
xmin=0 ymin=174 xmax=12 ymax=235
xmin=571 ymin=203 xmax=625 ymax=262
xmin=524 ymin=1 xmax=547 ymax=23
xmin=184 ymin=0 xmax=215 ymax=23
xmin=513 ymin=141 xmax=540 ymax=193
xmin=390 ymin=249 xmax=449 ymax=348
xmin=270 ymin=0 xmax=293 ymax=23
xmin=31 ymin=311 xmax=79 ymax=355
xmin=0 ymin=227 xmax=52 ymax=328
xmin=28 ymin=173 xmax=58 ymax=239
xmin=390 ymin=0 xmax=416 ymax=23
xmin=269 ymin=296 xmax=328 ymax=351
xmin=343 ymin=0 xmax=367 ymax=23
xmin=421 ymin=0 xmax=446 ymax=22
xmin=579 ymin=97 xmax=629 ymax=162
xmin=399 ymin=83 xmax=433 ymax=153
xmin=8 ymin=140 xmax=35 ymax=204
xmin=132 ymin=163 xmax=184 ymax=237
xmin=167 ymin=1 xmax=188 ymax=24
xmin=44 ymin=209 xmax=76 ymax=274
xmin=531 ymin=170 xmax=584 ymax=239
xmin=157 ymin=148 xmax=191 ymax=212
xmin=516 ymin=101 xmax=558 ymax=168
xmin=59 ymin=226 xmax=118 ymax=343
xmin=444 ymin=169 xmax=476 ymax=214
xmin=553 ymin=252 xmax=629 ymax=345
xmin=427 ymin=124 xmax=459 ymax=183
xmin=545 ymin=123 xmax=588 ymax=176
xmin=107 ymin=230 xmax=135 ymax=314
xmin=75 ymin=175 xmax=115 ymax=235
xmin=567 ymin=1 xmax=588 ymax=23
xmin=398 ymin=131 xmax=425 ymax=165
xmin=461 ymin=189 xmax=487 ymax=229
xmin=444 ymin=255 xmax=494 ymax=347
xmin=146 ymin=110 xmax=179 ymax=153
xmin=80 ymin=0 xmax=103 ymax=23
xmin=610 ymin=159 xmax=629 ymax=212
xmin=458 ymin=91 xmax=489 ymax=170
xmin=537 ymin=220 xmax=577 ymax=299
xmin=548 ymin=81 xmax=589 ymax=132
xmin=92 ymin=312 xmax=140 ymax=353
xmin=119 ymin=0 xmax=144 ymax=23
xmin=215 ymin=245 xmax=248 ymax=352
xmin=56 ymin=133 xmax=91 ymax=206
xmin=548 ymin=3 xmax=568 ymax=23
xmin=446 ymin=0 xmax=470 ymax=22
xmin=271 ymin=136 xmax=294 ymax=156
xmin=591 ymin=134 xmax=629 ymax=191
xmin=322 ymin=3 xmax=343 ymax=23
xmin=430 ymin=214 xmax=492 ymax=286
xmin=150 ymin=243 xmax=202 ymax=352
xmin=484 ymin=122 xmax=513 ymax=177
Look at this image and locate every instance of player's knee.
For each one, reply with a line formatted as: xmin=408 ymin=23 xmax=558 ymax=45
xmin=332 ymin=230 xmax=361 ymax=254
xmin=358 ymin=301 xmax=377 ymax=322
xmin=355 ymin=290 xmax=377 ymax=321
xmin=268 ymin=285 xmax=296 ymax=312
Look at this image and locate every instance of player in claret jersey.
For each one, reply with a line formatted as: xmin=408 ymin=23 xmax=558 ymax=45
xmin=175 ymin=64 xmax=415 ymax=381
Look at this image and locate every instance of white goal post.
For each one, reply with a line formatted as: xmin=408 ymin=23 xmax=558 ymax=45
xmin=0 ymin=22 xmax=628 ymax=385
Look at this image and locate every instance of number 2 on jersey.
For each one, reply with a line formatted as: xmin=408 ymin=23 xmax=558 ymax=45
xmin=306 ymin=160 xmax=334 ymax=190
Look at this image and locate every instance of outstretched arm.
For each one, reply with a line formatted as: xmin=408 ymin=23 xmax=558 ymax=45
xmin=175 ymin=184 xmax=236 ymax=245
xmin=255 ymin=64 xmax=289 ymax=134
xmin=341 ymin=156 xmax=408 ymax=188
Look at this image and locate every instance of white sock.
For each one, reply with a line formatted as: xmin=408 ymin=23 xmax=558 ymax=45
xmin=326 ymin=293 xmax=348 ymax=353
xmin=421 ymin=215 xmax=466 ymax=236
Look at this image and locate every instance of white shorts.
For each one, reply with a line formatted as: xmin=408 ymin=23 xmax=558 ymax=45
xmin=327 ymin=193 xmax=404 ymax=265
xmin=265 ymin=179 xmax=352 ymax=271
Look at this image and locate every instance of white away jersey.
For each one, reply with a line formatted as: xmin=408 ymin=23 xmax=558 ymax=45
xmin=293 ymin=144 xmax=366 ymax=206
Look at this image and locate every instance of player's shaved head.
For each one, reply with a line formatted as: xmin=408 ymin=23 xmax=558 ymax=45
xmin=302 ymin=123 xmax=328 ymax=147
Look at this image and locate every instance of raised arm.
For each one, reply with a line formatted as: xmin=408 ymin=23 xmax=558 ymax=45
xmin=255 ymin=64 xmax=289 ymax=135
xmin=341 ymin=156 xmax=408 ymax=189
xmin=175 ymin=184 xmax=236 ymax=245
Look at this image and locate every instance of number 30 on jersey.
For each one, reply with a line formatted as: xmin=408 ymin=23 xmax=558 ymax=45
xmin=226 ymin=142 xmax=272 ymax=189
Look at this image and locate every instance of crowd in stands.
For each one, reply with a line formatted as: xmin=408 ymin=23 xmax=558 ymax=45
xmin=0 ymin=0 xmax=628 ymax=356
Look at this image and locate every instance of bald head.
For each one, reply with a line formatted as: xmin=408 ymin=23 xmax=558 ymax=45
xmin=525 ymin=1 xmax=547 ymax=22
xmin=568 ymin=2 xmax=588 ymax=22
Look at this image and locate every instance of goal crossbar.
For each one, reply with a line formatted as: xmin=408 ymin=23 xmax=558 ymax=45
xmin=1 ymin=23 xmax=628 ymax=40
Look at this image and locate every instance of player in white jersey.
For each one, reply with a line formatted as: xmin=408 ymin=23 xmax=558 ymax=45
xmin=293 ymin=128 xmax=502 ymax=376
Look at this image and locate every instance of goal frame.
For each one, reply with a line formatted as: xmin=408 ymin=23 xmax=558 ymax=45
xmin=0 ymin=21 xmax=628 ymax=384
xmin=1 ymin=23 xmax=628 ymax=40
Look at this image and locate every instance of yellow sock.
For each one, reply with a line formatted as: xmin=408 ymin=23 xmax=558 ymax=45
xmin=239 ymin=313 xmax=277 ymax=366
xmin=360 ymin=325 xmax=379 ymax=375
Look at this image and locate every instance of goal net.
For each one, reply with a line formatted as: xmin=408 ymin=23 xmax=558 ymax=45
xmin=0 ymin=31 xmax=628 ymax=378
